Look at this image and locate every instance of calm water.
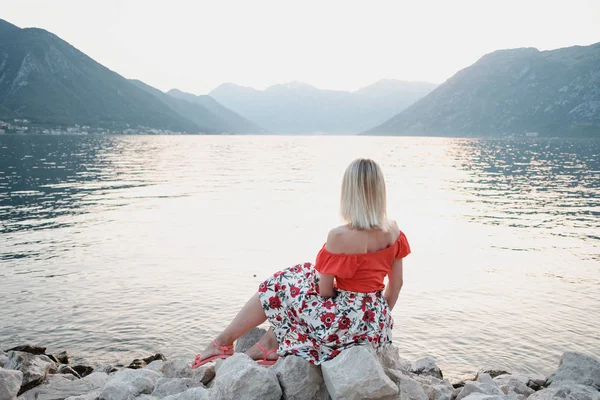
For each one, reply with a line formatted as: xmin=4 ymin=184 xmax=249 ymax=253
xmin=0 ymin=135 xmax=598 ymax=379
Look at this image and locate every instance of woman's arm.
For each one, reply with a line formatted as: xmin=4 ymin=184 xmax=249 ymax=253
xmin=319 ymin=273 xmax=335 ymax=297
xmin=384 ymin=258 xmax=404 ymax=310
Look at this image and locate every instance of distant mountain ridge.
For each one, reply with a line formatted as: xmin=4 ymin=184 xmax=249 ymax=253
xmin=167 ymin=89 xmax=264 ymax=133
xmin=209 ymin=80 xmax=437 ymax=134
xmin=0 ymin=18 xmax=259 ymax=134
xmin=365 ymin=43 xmax=600 ymax=137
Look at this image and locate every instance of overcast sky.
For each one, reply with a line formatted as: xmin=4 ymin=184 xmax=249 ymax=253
xmin=3 ymin=0 xmax=599 ymax=94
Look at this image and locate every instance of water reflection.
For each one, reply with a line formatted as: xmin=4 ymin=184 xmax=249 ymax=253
xmin=448 ymin=139 xmax=600 ymax=245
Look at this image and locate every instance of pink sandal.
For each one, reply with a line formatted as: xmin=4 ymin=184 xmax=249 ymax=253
xmin=191 ymin=340 xmax=234 ymax=369
xmin=255 ymin=342 xmax=279 ymax=366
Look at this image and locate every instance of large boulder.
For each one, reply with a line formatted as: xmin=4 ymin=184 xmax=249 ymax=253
xmin=0 ymin=368 xmax=23 ymax=400
xmin=321 ymin=345 xmax=398 ymax=400
xmin=98 ymin=368 xmax=161 ymax=400
xmin=410 ymin=374 xmax=454 ymax=400
xmin=4 ymin=351 xmax=57 ymax=394
xmin=493 ymin=375 xmax=535 ymax=399
xmin=161 ymin=387 xmax=210 ymax=400
xmin=64 ymin=390 xmax=101 ymax=400
xmin=548 ymin=351 xmax=600 ymax=390
xmin=493 ymin=373 xmax=547 ymax=391
xmin=144 ymin=360 xmax=165 ymax=373
xmin=271 ymin=356 xmax=327 ymax=400
xmin=385 ymin=370 xmax=428 ymax=400
xmin=160 ymin=360 xmax=215 ymax=386
xmin=459 ymin=395 xmax=517 ymax=400
xmin=377 ymin=346 xmax=412 ymax=372
xmin=151 ymin=377 xmax=201 ymax=398
xmin=409 ymin=357 xmax=444 ymax=380
xmin=528 ymin=384 xmax=600 ymax=400
xmin=456 ymin=374 xmax=504 ymax=400
xmin=209 ymin=353 xmax=281 ymax=400
xmin=234 ymin=328 xmax=267 ymax=353
xmin=0 ymin=352 xmax=9 ymax=368
xmin=18 ymin=372 xmax=109 ymax=400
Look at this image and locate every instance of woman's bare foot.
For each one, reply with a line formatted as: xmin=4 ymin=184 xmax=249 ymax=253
xmin=245 ymin=329 xmax=279 ymax=362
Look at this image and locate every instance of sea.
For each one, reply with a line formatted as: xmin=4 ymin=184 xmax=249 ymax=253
xmin=0 ymin=135 xmax=598 ymax=380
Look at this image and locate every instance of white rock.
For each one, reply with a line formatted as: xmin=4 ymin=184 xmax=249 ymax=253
xmin=161 ymin=387 xmax=210 ymax=400
xmin=549 ymin=351 xmax=600 ymax=390
xmin=385 ymin=370 xmax=428 ymax=400
xmin=271 ymin=356 xmax=326 ymax=400
xmin=0 ymin=368 xmax=23 ymax=400
xmin=493 ymin=373 xmax=547 ymax=390
xmin=321 ymin=345 xmax=398 ymax=400
xmin=493 ymin=375 xmax=535 ymax=398
xmin=377 ymin=345 xmax=411 ymax=372
xmin=151 ymin=378 xmax=201 ymax=398
xmin=209 ymin=353 xmax=281 ymax=400
xmin=190 ymin=366 xmax=214 ymax=387
xmin=388 ymin=366 xmax=453 ymax=400
xmin=410 ymin=357 xmax=444 ymax=380
xmin=128 ymin=395 xmax=158 ymax=400
xmin=99 ymin=369 xmax=161 ymax=400
xmin=413 ymin=375 xmax=454 ymax=400
xmin=0 ymin=352 xmax=9 ymax=368
xmin=19 ymin=372 xmax=109 ymax=400
xmin=456 ymin=378 xmax=504 ymax=400
xmin=528 ymin=383 xmax=600 ymax=400
xmin=477 ymin=374 xmax=495 ymax=385
xmin=144 ymin=361 xmax=164 ymax=374
xmin=459 ymin=395 xmax=517 ymax=400
xmin=160 ymin=360 xmax=214 ymax=386
xmin=64 ymin=390 xmax=101 ymax=400
xmin=4 ymin=352 xmax=57 ymax=394
xmin=234 ymin=328 xmax=267 ymax=353
xmin=160 ymin=361 xmax=190 ymax=379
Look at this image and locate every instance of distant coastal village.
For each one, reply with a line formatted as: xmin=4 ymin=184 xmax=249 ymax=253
xmin=0 ymin=119 xmax=541 ymax=138
xmin=0 ymin=119 xmax=185 ymax=136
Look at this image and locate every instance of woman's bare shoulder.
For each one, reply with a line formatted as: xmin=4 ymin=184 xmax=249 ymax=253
xmin=388 ymin=219 xmax=401 ymax=237
xmin=325 ymin=225 xmax=359 ymax=254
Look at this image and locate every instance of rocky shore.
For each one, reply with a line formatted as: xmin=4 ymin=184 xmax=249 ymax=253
xmin=1 ymin=330 xmax=599 ymax=400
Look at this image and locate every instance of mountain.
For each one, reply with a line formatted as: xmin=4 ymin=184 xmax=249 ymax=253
xmin=0 ymin=18 xmax=258 ymax=134
xmin=129 ymin=81 xmax=263 ymax=133
xmin=365 ymin=43 xmax=600 ymax=137
xmin=167 ymin=89 xmax=264 ymax=133
xmin=0 ymin=19 xmax=202 ymax=132
xmin=209 ymin=80 xmax=437 ymax=134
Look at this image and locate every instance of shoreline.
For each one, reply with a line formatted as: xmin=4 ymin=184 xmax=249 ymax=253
xmin=1 ymin=331 xmax=599 ymax=400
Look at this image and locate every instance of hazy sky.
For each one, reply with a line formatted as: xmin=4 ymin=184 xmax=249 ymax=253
xmin=3 ymin=0 xmax=599 ymax=94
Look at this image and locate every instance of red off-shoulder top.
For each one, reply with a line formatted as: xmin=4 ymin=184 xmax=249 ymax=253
xmin=314 ymin=231 xmax=411 ymax=293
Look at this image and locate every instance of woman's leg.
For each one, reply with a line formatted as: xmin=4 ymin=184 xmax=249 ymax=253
xmin=196 ymin=293 xmax=267 ymax=360
xmin=245 ymin=328 xmax=279 ymax=361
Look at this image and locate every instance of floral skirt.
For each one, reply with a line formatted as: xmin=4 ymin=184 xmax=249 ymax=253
xmin=257 ymin=262 xmax=393 ymax=365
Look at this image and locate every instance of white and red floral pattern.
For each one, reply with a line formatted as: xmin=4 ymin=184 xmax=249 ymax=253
xmin=258 ymin=262 xmax=393 ymax=365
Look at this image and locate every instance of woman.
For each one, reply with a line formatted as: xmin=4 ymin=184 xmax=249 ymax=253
xmin=192 ymin=158 xmax=410 ymax=368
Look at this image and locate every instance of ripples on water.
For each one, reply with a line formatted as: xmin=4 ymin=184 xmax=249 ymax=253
xmin=0 ymin=135 xmax=598 ymax=378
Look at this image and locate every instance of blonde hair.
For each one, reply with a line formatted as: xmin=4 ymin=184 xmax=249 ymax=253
xmin=340 ymin=158 xmax=388 ymax=231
